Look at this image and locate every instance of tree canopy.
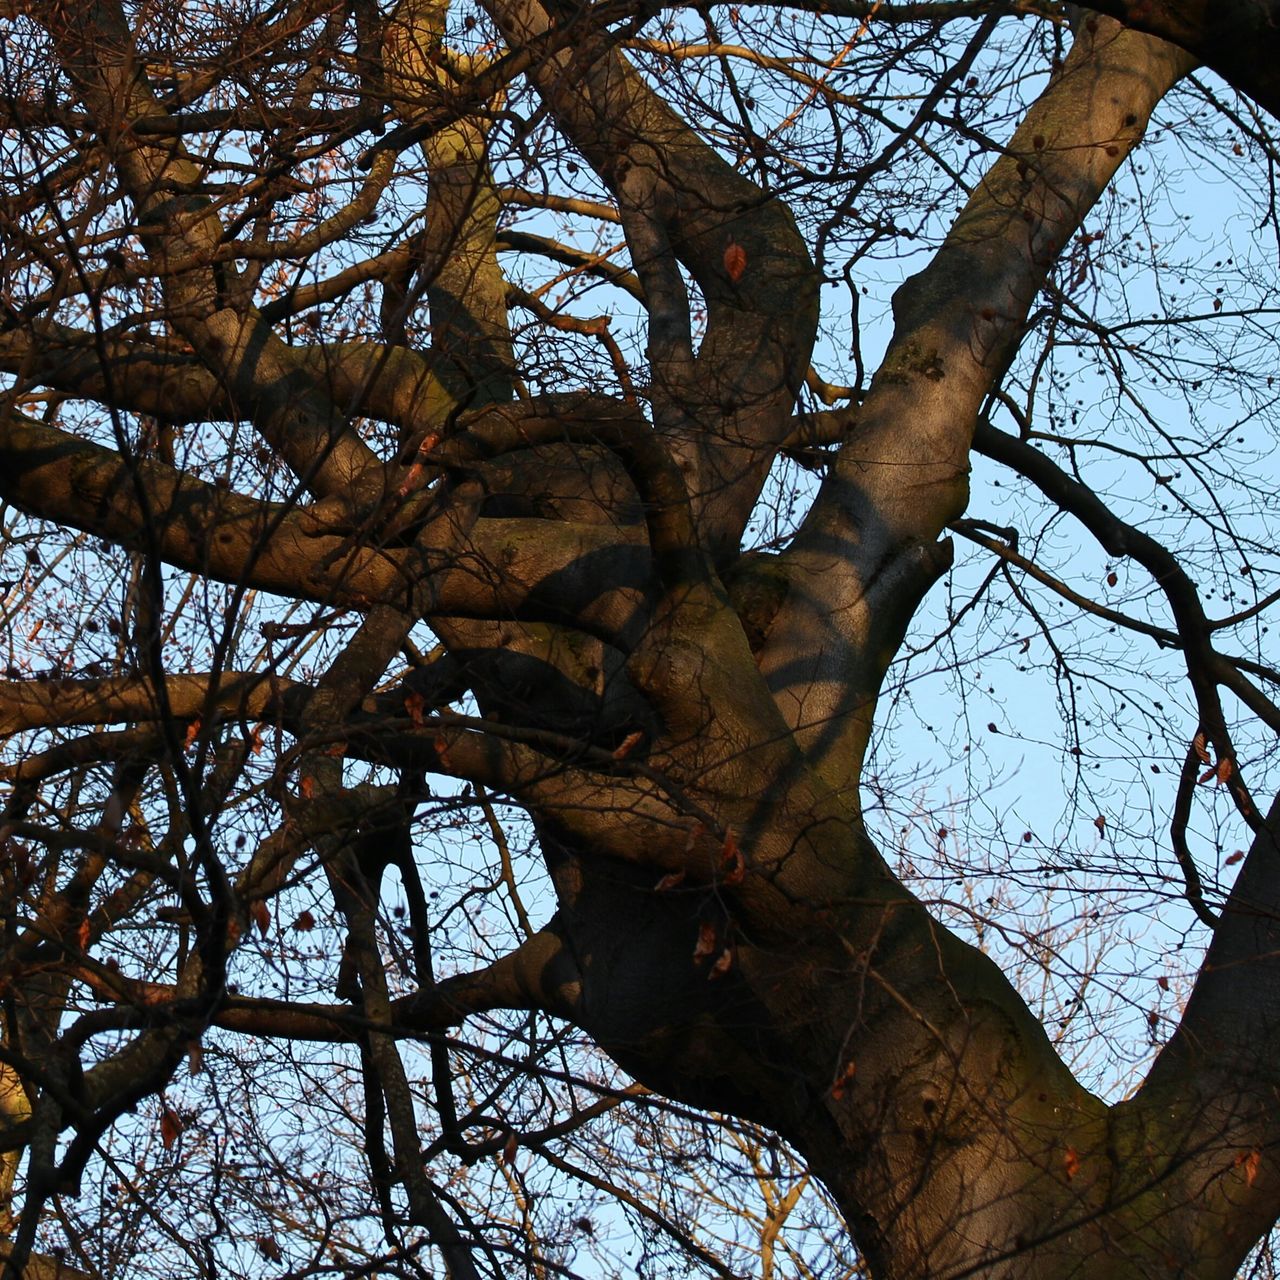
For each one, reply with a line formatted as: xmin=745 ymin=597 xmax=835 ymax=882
xmin=0 ymin=1 xmax=1278 ymax=1277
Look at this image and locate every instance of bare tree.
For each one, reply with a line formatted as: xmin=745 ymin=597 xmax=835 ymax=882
xmin=0 ymin=0 xmax=1277 ymax=1276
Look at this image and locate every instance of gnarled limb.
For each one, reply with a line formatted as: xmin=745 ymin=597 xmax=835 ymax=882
xmin=486 ymin=0 xmax=820 ymax=558
xmin=0 ymin=404 xmax=660 ymax=626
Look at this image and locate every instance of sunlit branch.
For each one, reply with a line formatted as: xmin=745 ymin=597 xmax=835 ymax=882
xmin=497 ymin=229 xmax=642 ymax=301
xmin=756 ymin=20 xmax=1191 ymax=792
xmin=0 ymin=672 xmax=292 ymax=738
xmin=498 ymin=186 xmax=621 ymax=224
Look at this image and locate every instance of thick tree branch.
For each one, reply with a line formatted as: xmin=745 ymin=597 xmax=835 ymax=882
xmin=0 ymin=325 xmax=458 ymax=440
xmin=0 ymin=405 xmax=659 ymax=628
xmin=0 ymin=672 xmax=291 ymax=738
xmin=382 ymin=1 xmax=516 ymax=406
xmin=159 ymin=929 xmax=579 ymax=1040
xmin=756 ymin=18 xmax=1191 ymax=793
xmin=0 ymin=407 xmax=409 ymax=608
xmin=1133 ymin=791 xmax=1280 ymax=1268
xmin=487 ymin=0 xmax=820 ymax=559
xmin=1087 ymin=0 xmax=1280 ymax=118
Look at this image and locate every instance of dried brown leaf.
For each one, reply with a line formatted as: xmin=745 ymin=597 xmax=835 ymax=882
xmin=692 ymin=920 xmax=718 ymax=962
xmin=160 ymin=1107 xmax=182 ymax=1150
xmin=831 ymin=1059 xmax=857 ymax=1100
xmin=723 ymin=241 xmax=747 ymax=283
xmin=250 ymin=900 xmax=271 ymax=937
